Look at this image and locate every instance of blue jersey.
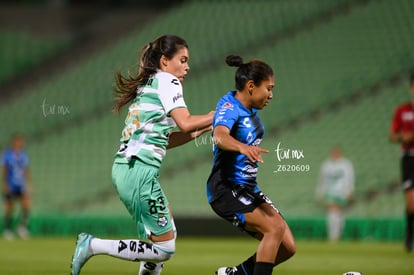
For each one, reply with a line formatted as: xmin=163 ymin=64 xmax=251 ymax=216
xmin=207 ymin=91 xmax=264 ymax=203
xmin=2 ymin=149 xmax=29 ymax=191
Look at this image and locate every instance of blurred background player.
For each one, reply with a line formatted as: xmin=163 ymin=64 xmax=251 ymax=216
xmin=207 ymin=55 xmax=296 ymax=275
xmin=2 ymin=133 xmax=32 ymax=240
xmin=390 ymin=73 xmax=414 ymax=252
xmin=70 ymin=34 xmax=213 ymax=275
xmin=315 ymin=146 xmax=355 ymax=242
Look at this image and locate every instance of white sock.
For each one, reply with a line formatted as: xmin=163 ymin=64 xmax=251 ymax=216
xmin=138 ymin=261 xmax=164 ymax=275
xmin=328 ymin=210 xmax=343 ymax=241
xmin=90 ymin=238 xmax=169 ymax=262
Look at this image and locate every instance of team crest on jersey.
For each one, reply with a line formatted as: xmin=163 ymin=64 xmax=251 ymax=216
xmin=158 ymin=214 xmax=168 ymax=227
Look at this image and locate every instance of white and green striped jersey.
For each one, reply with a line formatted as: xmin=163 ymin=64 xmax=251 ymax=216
xmin=115 ymin=71 xmax=187 ymax=167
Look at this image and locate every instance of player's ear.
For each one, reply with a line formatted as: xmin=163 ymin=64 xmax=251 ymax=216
xmin=246 ymin=80 xmax=255 ymax=95
xmin=160 ymin=55 xmax=169 ymax=69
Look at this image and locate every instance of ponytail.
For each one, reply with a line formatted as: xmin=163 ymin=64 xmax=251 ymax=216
xmin=113 ymin=35 xmax=188 ymax=113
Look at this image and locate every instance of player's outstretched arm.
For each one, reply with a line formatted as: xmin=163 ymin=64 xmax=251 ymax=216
xmin=169 ymin=108 xmax=214 ymax=133
xmin=167 ymin=125 xmax=212 ymax=149
xmin=213 ymin=125 xmax=268 ymax=163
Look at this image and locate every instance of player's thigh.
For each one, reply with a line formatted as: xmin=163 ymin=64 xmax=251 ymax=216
xmin=140 ymin=178 xmax=173 ymax=238
xmin=4 ymin=191 xmax=18 ymax=210
xmin=112 ymin=161 xmax=173 ymax=238
xmin=405 ymin=189 xmax=414 ymax=213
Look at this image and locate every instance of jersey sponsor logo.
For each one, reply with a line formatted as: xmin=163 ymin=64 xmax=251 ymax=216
xmin=240 ymin=164 xmax=258 ymax=178
xmin=242 ymin=117 xmax=252 ymax=128
xmin=246 ymin=131 xmax=253 ymax=143
xmin=215 ymin=115 xmax=225 ymax=124
xmin=252 ymin=138 xmax=262 ymax=146
xmin=220 ymin=102 xmax=234 ymax=111
xmin=172 ymin=92 xmax=183 ymax=103
xmin=171 ymin=78 xmax=179 ymax=85
xmin=402 ymin=111 xmax=414 ymax=121
xmin=117 ymin=143 xmax=128 ymax=153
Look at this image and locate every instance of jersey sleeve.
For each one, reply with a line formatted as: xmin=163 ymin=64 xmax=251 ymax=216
xmin=213 ymin=100 xmax=238 ymax=130
xmin=157 ymin=73 xmax=187 ymax=115
xmin=391 ymin=106 xmax=402 ymax=134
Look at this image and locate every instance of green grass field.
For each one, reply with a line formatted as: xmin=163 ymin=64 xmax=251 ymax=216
xmin=0 ymin=237 xmax=413 ymax=275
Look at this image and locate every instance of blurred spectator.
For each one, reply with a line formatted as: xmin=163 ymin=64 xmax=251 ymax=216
xmin=316 ymin=146 xmax=354 ymax=242
xmin=389 ymin=73 xmax=414 ymax=252
xmin=2 ymin=133 xmax=32 ymax=240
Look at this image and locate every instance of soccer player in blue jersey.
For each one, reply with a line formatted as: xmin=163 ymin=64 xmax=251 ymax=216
xmin=207 ymin=55 xmax=296 ymax=275
xmin=2 ymin=133 xmax=32 ymax=240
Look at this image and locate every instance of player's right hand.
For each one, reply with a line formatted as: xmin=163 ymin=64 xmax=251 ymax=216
xmin=240 ymin=145 xmax=269 ymax=163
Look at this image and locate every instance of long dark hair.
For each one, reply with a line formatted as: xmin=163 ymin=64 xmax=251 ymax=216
xmin=226 ymin=54 xmax=273 ymax=91
xmin=113 ymin=35 xmax=189 ymax=113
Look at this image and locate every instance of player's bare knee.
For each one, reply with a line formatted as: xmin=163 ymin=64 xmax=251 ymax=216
xmin=267 ymin=219 xmax=286 ymax=238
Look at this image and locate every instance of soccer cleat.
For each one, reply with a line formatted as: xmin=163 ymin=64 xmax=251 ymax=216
xmin=17 ymin=226 xmax=30 ymax=240
xmin=216 ymin=267 xmax=238 ymax=275
xmin=71 ymin=233 xmax=93 ymax=275
xmin=3 ymin=229 xmax=14 ymax=241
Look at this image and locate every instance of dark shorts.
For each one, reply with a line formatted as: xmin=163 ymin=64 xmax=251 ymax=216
xmin=402 ymin=154 xmax=414 ymax=191
xmin=210 ymin=184 xmax=280 ymax=236
xmin=3 ymin=189 xmax=25 ymax=201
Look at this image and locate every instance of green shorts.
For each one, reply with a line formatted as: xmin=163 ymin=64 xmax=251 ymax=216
xmin=323 ymin=194 xmax=348 ymax=208
xmin=112 ymin=157 xmax=172 ymax=239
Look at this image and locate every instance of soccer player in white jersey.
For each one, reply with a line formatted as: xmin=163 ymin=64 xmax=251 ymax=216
xmin=70 ymin=34 xmax=213 ymax=275
xmin=315 ymin=146 xmax=355 ymax=241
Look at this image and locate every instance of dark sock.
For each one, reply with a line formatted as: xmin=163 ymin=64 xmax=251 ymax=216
xmin=20 ymin=210 xmax=29 ymax=228
xmin=4 ymin=215 xmax=12 ymax=230
xmin=235 ymin=254 xmax=256 ymax=275
xmin=406 ymin=211 xmax=414 ymax=251
xmin=253 ymin=262 xmax=273 ymax=275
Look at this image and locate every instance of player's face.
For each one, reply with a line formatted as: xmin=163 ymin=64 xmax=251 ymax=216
xmin=251 ymin=76 xmax=274 ymax=109
xmin=11 ymin=136 xmax=24 ymax=151
xmin=161 ymin=47 xmax=190 ymax=83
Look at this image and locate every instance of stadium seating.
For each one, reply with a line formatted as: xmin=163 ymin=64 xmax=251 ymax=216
xmin=0 ymin=0 xmax=352 ymax=146
xmin=0 ymin=30 xmax=71 ymax=85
